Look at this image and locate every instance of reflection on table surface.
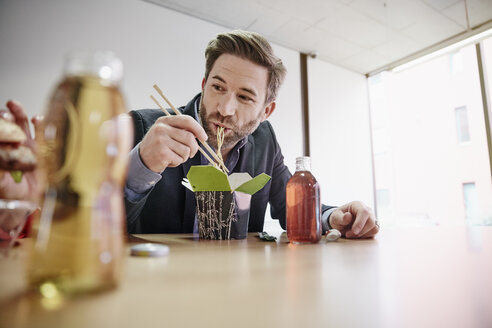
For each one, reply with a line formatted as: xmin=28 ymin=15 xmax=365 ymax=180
xmin=1 ymin=226 xmax=491 ymax=328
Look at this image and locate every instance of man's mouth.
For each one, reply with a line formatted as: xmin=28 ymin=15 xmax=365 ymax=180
xmin=212 ymin=122 xmax=231 ymax=134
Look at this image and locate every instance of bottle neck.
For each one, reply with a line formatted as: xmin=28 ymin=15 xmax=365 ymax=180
xmin=295 ymin=156 xmax=311 ymax=172
xmin=63 ymin=51 xmax=123 ymax=85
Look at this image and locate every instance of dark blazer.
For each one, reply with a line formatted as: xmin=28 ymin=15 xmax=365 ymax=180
xmin=125 ymin=93 xmax=331 ymax=233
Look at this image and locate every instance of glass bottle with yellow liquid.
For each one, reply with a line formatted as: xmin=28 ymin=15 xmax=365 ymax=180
xmin=286 ymin=156 xmax=322 ymax=244
xmin=27 ymin=51 xmax=133 ymax=295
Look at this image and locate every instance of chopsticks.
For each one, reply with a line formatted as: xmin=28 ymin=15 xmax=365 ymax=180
xmin=150 ymin=84 xmax=229 ymax=174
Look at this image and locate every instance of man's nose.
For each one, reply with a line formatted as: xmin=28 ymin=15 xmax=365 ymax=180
xmin=217 ymin=93 xmax=237 ymax=117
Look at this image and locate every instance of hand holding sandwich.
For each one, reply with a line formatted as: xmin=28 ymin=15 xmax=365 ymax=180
xmin=0 ymin=100 xmax=42 ymax=201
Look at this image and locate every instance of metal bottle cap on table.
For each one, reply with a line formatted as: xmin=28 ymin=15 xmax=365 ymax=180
xmin=130 ymin=243 xmax=170 ymax=257
xmin=326 ymin=229 xmax=341 ymax=242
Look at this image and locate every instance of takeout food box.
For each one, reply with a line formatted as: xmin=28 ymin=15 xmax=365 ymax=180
xmin=187 ymin=166 xmax=271 ymax=240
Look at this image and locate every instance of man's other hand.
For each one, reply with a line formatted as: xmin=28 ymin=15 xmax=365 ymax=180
xmin=329 ymin=201 xmax=379 ymax=239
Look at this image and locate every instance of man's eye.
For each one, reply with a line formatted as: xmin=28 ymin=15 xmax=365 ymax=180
xmin=239 ymin=95 xmax=253 ymax=102
xmin=213 ymin=85 xmax=223 ymax=91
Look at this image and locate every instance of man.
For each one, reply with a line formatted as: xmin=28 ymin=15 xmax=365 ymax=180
xmin=125 ymin=30 xmax=378 ymax=238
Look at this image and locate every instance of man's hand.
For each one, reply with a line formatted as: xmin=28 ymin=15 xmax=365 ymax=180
xmin=0 ymin=100 xmax=42 ymax=201
xmin=329 ymin=201 xmax=379 ymax=239
xmin=139 ymin=115 xmax=208 ymax=173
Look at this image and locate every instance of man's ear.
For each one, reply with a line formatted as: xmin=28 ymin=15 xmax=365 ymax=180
xmin=201 ymin=77 xmax=206 ymax=90
xmin=261 ymin=101 xmax=276 ymax=121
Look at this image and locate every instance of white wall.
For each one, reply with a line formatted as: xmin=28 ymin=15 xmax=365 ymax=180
xmin=0 ymin=0 xmax=215 ymax=114
xmin=308 ymin=58 xmax=375 ymax=210
xmin=268 ymin=45 xmax=303 ymax=173
xmin=0 ymin=0 xmax=303 ymax=172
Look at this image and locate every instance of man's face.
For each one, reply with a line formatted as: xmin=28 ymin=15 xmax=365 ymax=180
xmin=200 ymin=54 xmax=275 ymax=151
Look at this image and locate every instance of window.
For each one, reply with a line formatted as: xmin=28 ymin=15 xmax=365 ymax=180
xmin=450 ymin=51 xmax=464 ymax=74
xmin=368 ymin=35 xmax=492 ymax=227
xmin=463 ymin=183 xmax=478 ymax=222
xmin=376 ymin=189 xmax=390 ymax=209
xmin=455 ymin=106 xmax=471 ymax=143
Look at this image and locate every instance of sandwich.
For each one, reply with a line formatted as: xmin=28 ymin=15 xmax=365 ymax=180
xmin=0 ymin=119 xmax=37 ymax=182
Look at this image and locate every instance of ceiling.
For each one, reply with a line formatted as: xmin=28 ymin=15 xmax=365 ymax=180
xmin=146 ymin=0 xmax=492 ymax=75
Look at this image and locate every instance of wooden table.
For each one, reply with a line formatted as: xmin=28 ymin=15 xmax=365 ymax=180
xmin=1 ymin=226 xmax=491 ymax=328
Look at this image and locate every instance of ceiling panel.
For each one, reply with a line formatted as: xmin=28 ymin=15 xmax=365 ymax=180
xmin=441 ymin=1 xmax=468 ymax=27
xmin=246 ymin=7 xmax=291 ymax=36
xmin=341 ymin=49 xmax=391 ymax=73
xmin=270 ymin=19 xmax=312 ymax=50
xmin=401 ymin=7 xmax=465 ymax=46
xmin=467 ymin=0 xmax=492 ymax=26
xmin=372 ymin=31 xmax=421 ymax=61
xmin=349 ymin=0 xmax=421 ymax=30
xmin=258 ymin=0 xmax=343 ymax=26
xmin=146 ymin=0 xmax=492 ymax=74
xmin=315 ymin=6 xmax=390 ymax=48
xmin=421 ymin=0 xmax=462 ymax=10
xmin=338 ymin=0 xmax=356 ymax=4
xmin=313 ymin=28 xmax=366 ymax=61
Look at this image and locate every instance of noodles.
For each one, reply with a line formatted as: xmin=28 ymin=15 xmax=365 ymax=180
xmin=216 ymin=126 xmax=225 ymax=173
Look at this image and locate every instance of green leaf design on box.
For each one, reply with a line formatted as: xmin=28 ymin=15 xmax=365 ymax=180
xmin=234 ymin=173 xmax=270 ymax=195
xmin=186 ymin=166 xmax=271 ymax=195
xmin=187 ymin=166 xmax=231 ymax=191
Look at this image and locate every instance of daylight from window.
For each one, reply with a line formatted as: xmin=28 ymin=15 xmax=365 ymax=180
xmin=368 ymin=35 xmax=492 ymax=227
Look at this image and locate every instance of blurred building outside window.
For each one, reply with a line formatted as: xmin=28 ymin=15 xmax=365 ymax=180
xmin=455 ymin=106 xmax=471 ymax=143
xmin=368 ymin=34 xmax=492 ymax=227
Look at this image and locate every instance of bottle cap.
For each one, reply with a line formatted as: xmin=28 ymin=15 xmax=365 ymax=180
xmin=64 ymin=51 xmax=123 ymax=83
xmin=295 ymin=156 xmax=311 ymax=171
xmin=130 ymin=243 xmax=170 ymax=257
xmin=326 ymin=229 xmax=341 ymax=242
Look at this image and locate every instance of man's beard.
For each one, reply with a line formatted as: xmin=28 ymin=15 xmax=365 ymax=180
xmin=199 ymin=98 xmax=263 ymax=151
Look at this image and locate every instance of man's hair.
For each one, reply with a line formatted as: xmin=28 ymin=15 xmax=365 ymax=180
xmin=204 ymin=30 xmax=287 ymax=104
